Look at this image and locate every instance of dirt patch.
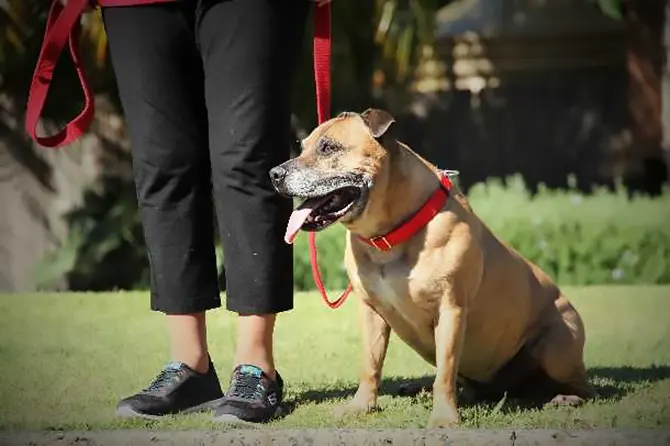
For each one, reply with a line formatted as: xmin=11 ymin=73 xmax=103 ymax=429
xmin=1 ymin=429 xmax=669 ymax=446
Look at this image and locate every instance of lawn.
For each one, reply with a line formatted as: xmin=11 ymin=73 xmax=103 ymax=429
xmin=0 ymin=285 xmax=669 ymax=431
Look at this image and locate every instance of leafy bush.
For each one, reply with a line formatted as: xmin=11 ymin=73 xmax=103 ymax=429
xmin=36 ymin=175 xmax=670 ymax=291
xmin=35 ymin=175 xmax=228 ymax=292
xmin=293 ymin=175 xmax=670 ymax=290
xmin=35 ymin=176 xmax=149 ymax=291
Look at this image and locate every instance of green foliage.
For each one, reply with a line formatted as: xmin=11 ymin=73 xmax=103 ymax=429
xmin=35 ymin=176 xmax=149 ymax=291
xmin=292 ymin=175 xmax=670 ymax=291
xmin=595 ymin=0 xmax=622 ymax=20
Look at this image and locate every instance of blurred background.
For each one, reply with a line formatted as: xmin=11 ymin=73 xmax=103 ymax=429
xmin=1 ymin=0 xmax=668 ymax=294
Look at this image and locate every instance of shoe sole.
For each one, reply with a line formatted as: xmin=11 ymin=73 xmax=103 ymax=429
xmin=211 ymin=413 xmax=257 ymax=425
xmin=115 ymin=397 xmax=224 ymax=420
xmin=212 ymin=406 xmax=281 ymax=425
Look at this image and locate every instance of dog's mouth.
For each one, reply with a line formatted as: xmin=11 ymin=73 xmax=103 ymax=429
xmin=284 ymin=186 xmax=362 ymax=244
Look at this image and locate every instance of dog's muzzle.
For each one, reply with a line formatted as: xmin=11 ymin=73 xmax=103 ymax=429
xmin=268 ymin=161 xmax=371 ymax=244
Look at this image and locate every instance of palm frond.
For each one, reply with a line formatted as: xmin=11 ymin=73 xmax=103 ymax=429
xmin=373 ymin=0 xmax=441 ymax=85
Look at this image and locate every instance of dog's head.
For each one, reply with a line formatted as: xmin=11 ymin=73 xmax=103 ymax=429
xmin=270 ymin=108 xmax=396 ymax=244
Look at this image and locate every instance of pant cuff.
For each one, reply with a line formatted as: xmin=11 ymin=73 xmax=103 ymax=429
xmin=225 ymin=293 xmax=293 ymax=316
xmin=151 ymin=292 xmax=222 ymax=314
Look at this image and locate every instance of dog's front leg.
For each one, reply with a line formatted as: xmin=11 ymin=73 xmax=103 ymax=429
xmin=334 ymin=299 xmax=390 ymax=418
xmin=428 ymin=303 xmax=466 ymax=428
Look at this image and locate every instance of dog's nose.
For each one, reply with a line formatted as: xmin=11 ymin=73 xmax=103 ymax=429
xmin=269 ymin=166 xmax=287 ymax=185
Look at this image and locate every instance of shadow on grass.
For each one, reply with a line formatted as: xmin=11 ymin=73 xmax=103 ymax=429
xmin=277 ymin=376 xmax=435 ymax=420
xmin=294 ymin=375 xmax=436 ymax=404
xmin=588 ymin=365 xmax=670 ymax=399
xmin=276 ymin=365 xmax=670 ymax=419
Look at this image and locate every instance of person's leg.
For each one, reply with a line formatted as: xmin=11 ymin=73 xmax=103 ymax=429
xmin=102 ymin=3 xmax=223 ymax=418
xmin=167 ymin=312 xmax=208 ymax=373
xmin=196 ymin=0 xmax=309 ymax=422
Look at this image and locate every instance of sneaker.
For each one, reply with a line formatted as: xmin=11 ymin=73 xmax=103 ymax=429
xmin=213 ymin=364 xmax=284 ymax=423
xmin=115 ymin=357 xmax=224 ymax=419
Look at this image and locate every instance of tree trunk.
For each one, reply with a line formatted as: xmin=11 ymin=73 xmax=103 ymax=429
xmin=623 ymin=0 xmax=668 ymax=193
xmin=662 ymin=0 xmax=670 ymax=183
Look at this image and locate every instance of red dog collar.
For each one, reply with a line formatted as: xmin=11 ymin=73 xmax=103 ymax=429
xmin=359 ymin=172 xmax=453 ymax=251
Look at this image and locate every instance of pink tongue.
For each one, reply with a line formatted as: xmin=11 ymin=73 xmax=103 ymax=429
xmin=284 ymin=207 xmax=314 ymax=244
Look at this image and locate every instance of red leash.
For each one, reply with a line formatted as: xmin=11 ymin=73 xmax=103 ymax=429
xmin=309 ymin=4 xmax=453 ymax=308
xmin=25 ymin=0 xmax=94 ymax=149
xmin=311 ymin=2 xmax=353 ymax=309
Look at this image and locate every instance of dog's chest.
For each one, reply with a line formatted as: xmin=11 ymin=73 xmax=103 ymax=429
xmin=358 ymin=258 xmax=439 ymax=353
xmin=362 ymin=260 xmax=434 ymax=307
xmin=364 ymin=261 xmax=407 ymax=304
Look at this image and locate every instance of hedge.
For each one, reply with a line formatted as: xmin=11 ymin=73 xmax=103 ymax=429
xmin=292 ymin=175 xmax=670 ymax=290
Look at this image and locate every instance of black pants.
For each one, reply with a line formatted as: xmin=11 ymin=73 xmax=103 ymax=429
xmin=102 ymin=0 xmax=308 ymax=315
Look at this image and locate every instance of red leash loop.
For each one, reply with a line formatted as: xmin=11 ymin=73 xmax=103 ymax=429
xmin=311 ymin=3 xmax=353 ymax=309
xmin=25 ymin=0 xmax=94 ymax=148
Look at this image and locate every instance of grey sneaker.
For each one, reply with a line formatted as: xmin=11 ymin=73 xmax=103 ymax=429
xmin=213 ymin=364 xmax=284 ymax=423
xmin=116 ymin=357 xmax=224 ymax=419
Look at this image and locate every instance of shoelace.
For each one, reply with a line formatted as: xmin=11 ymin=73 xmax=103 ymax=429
xmin=144 ymin=365 xmax=184 ymax=392
xmin=228 ymin=372 xmax=266 ymax=401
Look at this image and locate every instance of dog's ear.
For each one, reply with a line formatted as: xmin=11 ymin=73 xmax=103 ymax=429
xmin=360 ymin=108 xmax=395 ymax=138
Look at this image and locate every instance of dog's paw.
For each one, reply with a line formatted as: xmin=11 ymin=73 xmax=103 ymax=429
xmin=426 ymin=407 xmax=459 ymax=429
xmin=333 ymin=398 xmax=377 ymax=419
xmin=546 ymin=394 xmax=585 ymax=407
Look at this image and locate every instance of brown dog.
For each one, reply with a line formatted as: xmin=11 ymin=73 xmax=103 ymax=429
xmin=269 ymin=109 xmax=598 ymax=428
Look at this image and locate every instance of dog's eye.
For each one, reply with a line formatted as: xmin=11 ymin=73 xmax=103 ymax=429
xmin=317 ymin=138 xmax=341 ymax=156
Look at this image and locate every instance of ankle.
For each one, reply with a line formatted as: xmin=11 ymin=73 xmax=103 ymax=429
xmin=234 ymin=314 xmax=277 ymax=380
xmin=166 ymin=312 xmax=209 ymax=374
xmin=174 ymin=353 xmax=210 ymax=374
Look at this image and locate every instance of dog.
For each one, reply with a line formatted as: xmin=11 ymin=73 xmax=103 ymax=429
xmin=269 ymin=109 xmax=598 ymax=428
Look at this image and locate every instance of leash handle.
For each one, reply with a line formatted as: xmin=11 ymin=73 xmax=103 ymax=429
xmin=310 ymin=2 xmax=352 ymax=309
xmin=25 ymin=0 xmax=95 ymax=148
xmin=313 ymin=2 xmax=331 ymax=126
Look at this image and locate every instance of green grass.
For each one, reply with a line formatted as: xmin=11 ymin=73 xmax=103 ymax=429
xmin=0 ymin=286 xmax=669 ymax=431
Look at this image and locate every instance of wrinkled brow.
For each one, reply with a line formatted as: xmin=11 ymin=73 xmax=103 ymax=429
xmin=317 ymin=136 xmax=346 ymax=155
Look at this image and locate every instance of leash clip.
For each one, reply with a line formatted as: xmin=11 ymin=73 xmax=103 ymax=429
xmin=369 ymin=235 xmax=393 ymax=251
